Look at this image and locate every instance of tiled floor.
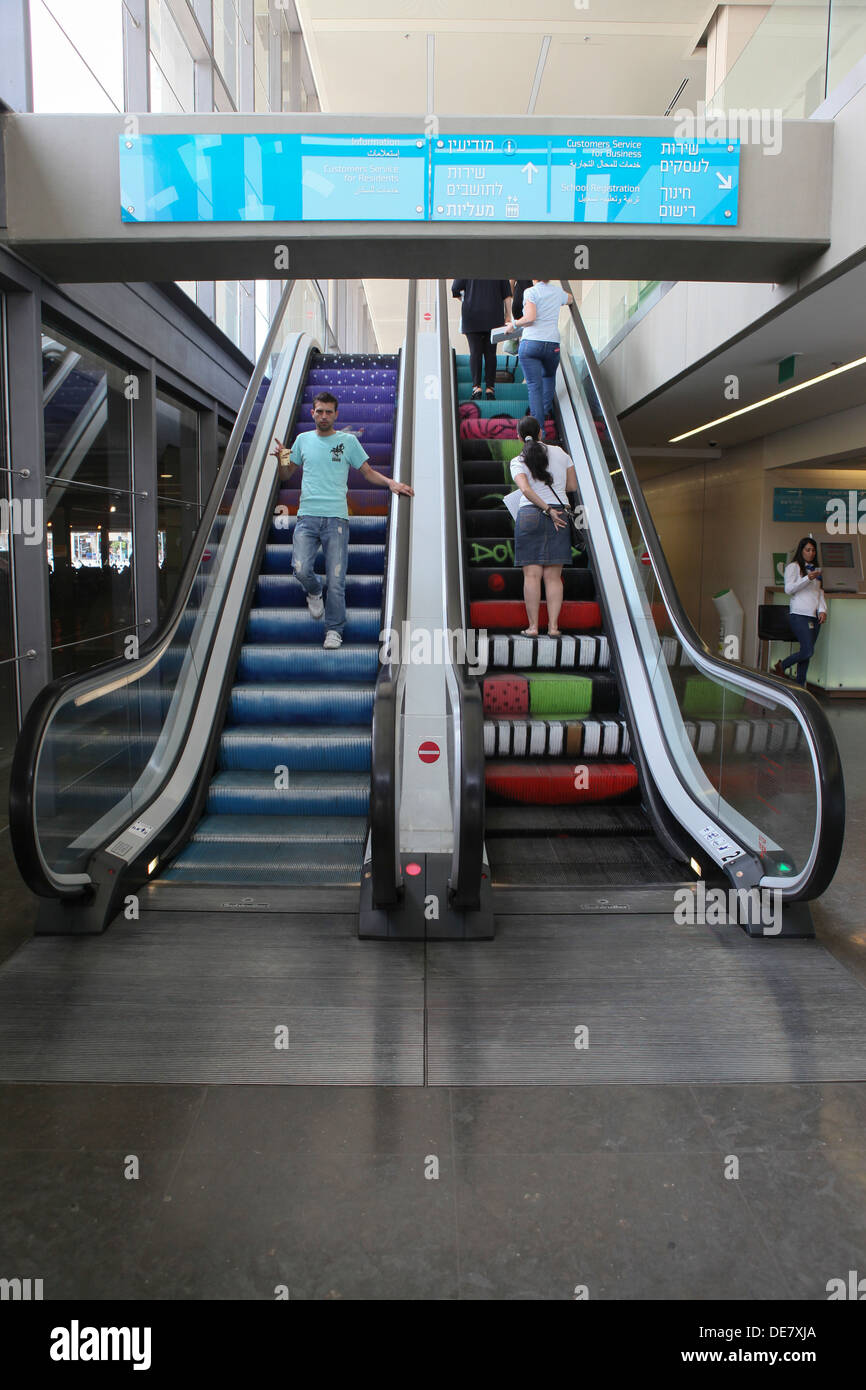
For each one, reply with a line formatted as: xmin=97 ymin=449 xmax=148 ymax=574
xmin=0 ymin=702 xmax=864 ymax=1299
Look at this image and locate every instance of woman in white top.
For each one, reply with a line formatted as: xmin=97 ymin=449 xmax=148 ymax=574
xmin=774 ymin=536 xmax=827 ymax=685
xmin=507 ymin=280 xmax=573 ymax=427
xmin=509 ymin=416 xmax=578 ymax=637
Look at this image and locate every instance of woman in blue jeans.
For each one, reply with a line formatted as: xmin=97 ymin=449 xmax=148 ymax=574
xmin=507 ymin=280 xmax=573 ymax=427
xmin=774 ymin=537 xmax=827 ymax=685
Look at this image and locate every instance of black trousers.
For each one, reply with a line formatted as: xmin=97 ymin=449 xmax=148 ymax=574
xmin=465 ymin=331 xmax=497 ymax=388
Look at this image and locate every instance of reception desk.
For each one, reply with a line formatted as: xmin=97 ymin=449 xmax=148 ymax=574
xmin=764 ymin=587 xmax=866 ymax=696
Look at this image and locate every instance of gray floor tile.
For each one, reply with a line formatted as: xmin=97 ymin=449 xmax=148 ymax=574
xmin=187 ymin=1084 xmax=451 ymax=1156
xmin=734 ymin=1146 xmax=866 ymax=1300
xmin=454 ymin=1152 xmax=794 ymax=1300
xmin=691 ymin=1082 xmax=866 ymax=1152
xmin=135 ymin=1150 xmax=458 ymax=1300
xmin=0 ymin=1149 xmax=179 ymax=1300
xmin=450 ymin=1084 xmax=715 ymax=1154
xmin=0 ymin=1083 xmax=205 ymax=1151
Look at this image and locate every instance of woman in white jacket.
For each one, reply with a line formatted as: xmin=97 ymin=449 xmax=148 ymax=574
xmin=774 ymin=537 xmax=827 ymax=685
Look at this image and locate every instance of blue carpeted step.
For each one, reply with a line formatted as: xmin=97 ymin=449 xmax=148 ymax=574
xmin=260 ymin=544 xmax=386 ymax=574
xmin=236 ymin=644 xmax=379 ymax=683
xmin=229 ymin=683 xmax=375 ymax=724
xmin=245 ymin=608 xmax=381 ymax=644
xmin=255 ymin=574 xmax=383 ymax=607
xmin=206 ymin=769 xmax=370 ymax=816
xmin=218 ymin=726 xmax=372 ymax=773
xmin=301 ymin=387 xmax=395 ymax=405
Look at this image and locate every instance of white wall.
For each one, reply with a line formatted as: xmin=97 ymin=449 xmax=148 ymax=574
xmin=638 ymin=400 xmax=866 ymax=665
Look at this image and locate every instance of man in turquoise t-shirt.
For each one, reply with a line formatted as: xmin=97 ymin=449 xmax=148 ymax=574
xmin=273 ymin=390 xmax=413 ymax=648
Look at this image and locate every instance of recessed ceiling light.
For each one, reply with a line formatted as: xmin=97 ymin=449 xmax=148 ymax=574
xmin=669 ymin=352 xmax=866 ymax=443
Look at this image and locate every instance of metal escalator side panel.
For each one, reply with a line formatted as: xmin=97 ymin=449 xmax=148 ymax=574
xmin=555 ymin=298 xmax=845 ymax=902
xmin=9 ymin=279 xmax=307 ymax=900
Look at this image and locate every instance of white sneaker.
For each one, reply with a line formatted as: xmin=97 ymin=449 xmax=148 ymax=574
xmin=306 ymin=592 xmax=325 ymax=620
xmin=323 ymin=630 xmax=343 ymax=649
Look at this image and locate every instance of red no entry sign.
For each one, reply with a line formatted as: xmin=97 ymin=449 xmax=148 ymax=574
xmin=418 ymin=741 xmax=440 ymax=763
xmin=423 ymin=312 xmax=431 ymax=321
xmin=640 ymin=551 xmax=651 ymax=566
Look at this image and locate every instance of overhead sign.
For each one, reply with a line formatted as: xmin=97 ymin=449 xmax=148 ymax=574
xmin=120 ymin=133 xmax=740 ymax=227
xmin=773 ymin=487 xmax=866 ymax=524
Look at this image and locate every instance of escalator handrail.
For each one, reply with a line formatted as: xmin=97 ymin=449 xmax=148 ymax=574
xmin=559 ymin=290 xmax=845 ymax=900
xmin=10 ymin=279 xmax=303 ymax=898
xmin=369 ymin=281 xmax=416 ymax=906
xmin=438 ymin=280 xmax=486 ymax=911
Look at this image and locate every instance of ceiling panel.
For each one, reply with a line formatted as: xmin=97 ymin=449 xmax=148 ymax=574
xmin=299 ymin=1 xmax=715 ymax=30
xmin=539 ymin=34 xmax=706 ymax=116
xmin=303 ymin=31 xmax=428 ymax=112
xmin=433 ymin=33 xmax=540 ymax=114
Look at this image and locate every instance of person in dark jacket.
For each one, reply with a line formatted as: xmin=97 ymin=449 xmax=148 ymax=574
xmin=451 ymin=278 xmax=512 ymax=399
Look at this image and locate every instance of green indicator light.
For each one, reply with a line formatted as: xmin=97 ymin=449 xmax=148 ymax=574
xmin=778 ymin=862 xmax=792 ymax=873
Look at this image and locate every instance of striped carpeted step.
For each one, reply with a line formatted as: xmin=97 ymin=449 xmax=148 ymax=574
xmin=260 ymin=544 xmax=386 ymax=575
xmin=160 ymin=840 xmax=364 ymax=884
xmin=485 ymin=760 xmax=639 ymax=804
xmin=482 ymin=632 xmax=609 ymax=670
xmin=485 ymin=805 xmax=650 ymax=835
xmin=188 ymin=813 xmax=367 ymax=842
xmin=270 ymin=513 xmax=387 ymax=541
xmin=461 ymin=418 xmax=557 ymax=441
xmin=484 ymin=717 xmax=630 ymax=758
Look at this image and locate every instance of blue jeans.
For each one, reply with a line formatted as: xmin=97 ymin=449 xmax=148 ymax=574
xmin=781 ymin=612 xmax=820 ymax=685
xmin=519 ymin=339 xmax=561 ymax=425
xmin=291 ymin=515 xmax=350 ymax=635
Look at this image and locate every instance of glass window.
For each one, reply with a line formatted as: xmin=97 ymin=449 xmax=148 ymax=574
xmin=156 ymin=389 xmax=200 ymax=507
xmin=213 ymin=0 xmax=240 ymax=105
xmin=156 ymin=390 xmax=201 ymax=618
xmin=150 ymin=0 xmax=196 ymax=114
xmin=215 ymin=281 xmax=241 ymax=346
xmin=254 ymin=0 xmax=270 ymax=112
xmin=0 ymin=298 xmax=19 ymax=828
xmin=42 ymin=326 xmax=134 ymax=677
xmin=30 ymin=0 xmax=123 ymax=113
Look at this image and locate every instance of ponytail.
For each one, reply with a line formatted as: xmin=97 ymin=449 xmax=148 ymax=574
xmin=519 ymin=416 xmax=552 ymax=486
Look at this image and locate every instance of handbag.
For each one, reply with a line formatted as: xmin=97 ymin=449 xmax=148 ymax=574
xmin=547 ymin=484 xmax=584 ymax=540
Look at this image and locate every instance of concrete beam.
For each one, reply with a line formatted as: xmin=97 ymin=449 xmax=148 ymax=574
xmin=0 ymin=113 xmax=833 ymax=283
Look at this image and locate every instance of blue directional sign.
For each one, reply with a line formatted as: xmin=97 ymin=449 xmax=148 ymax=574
xmin=429 ymin=134 xmax=739 ymax=226
xmin=119 ymin=132 xmax=739 ymax=226
xmin=120 ymin=133 xmax=428 ymax=223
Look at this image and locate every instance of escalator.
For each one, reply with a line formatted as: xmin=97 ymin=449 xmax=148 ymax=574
xmin=10 ymin=281 xmax=413 ymax=930
xmin=158 ymin=354 xmax=397 ymax=889
xmin=444 ymin=285 xmax=844 ymax=932
xmin=457 ymin=353 xmax=686 ymax=890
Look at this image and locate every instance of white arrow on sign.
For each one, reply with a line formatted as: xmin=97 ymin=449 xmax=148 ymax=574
xmin=716 ymin=173 xmax=733 ymax=190
xmin=522 ymin=161 xmax=540 ymax=185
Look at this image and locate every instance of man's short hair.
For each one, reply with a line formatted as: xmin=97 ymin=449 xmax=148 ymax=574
xmin=313 ymin=391 xmax=339 ymax=409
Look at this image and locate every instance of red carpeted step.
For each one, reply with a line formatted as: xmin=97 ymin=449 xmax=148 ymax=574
xmin=471 ymin=600 xmax=601 ymax=631
xmin=482 ymin=675 xmax=530 ymax=717
xmin=485 ymin=761 xmax=639 ymax=804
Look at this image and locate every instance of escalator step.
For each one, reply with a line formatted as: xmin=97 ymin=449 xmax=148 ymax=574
xmin=229 ymin=684 xmax=375 ymax=724
xmin=219 ymin=726 xmax=371 ymax=772
xmin=470 ymin=599 xmax=601 ymax=631
xmin=189 ymin=814 xmax=367 ymax=843
xmin=162 ymin=841 xmax=363 ymax=885
xmin=460 ymin=417 xmax=556 ymax=441
xmin=485 ymin=805 xmax=650 ymax=835
xmin=270 ymin=514 xmax=387 ymax=542
xmin=260 ymin=544 xmax=386 ymax=575
xmin=469 ymin=563 xmax=593 ymax=598
xmin=485 ymin=761 xmax=638 ymax=805
xmin=206 ymin=770 xmax=369 ymax=816
xmin=483 ymin=717 xmax=630 ymax=759
xmin=484 ymin=631 xmax=607 ymax=669
xmin=236 ymin=644 xmax=379 ymax=683
xmin=460 ymin=440 xmax=524 ymax=463
xmin=245 ymin=608 xmax=381 ymax=644
xmin=481 ymin=672 xmax=619 ymax=718
xmin=255 ymin=574 xmax=383 ymax=607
